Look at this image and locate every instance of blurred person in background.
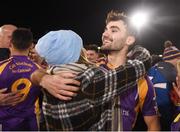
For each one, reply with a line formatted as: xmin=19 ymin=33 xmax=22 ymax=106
xmin=0 ymin=24 xmax=22 ymax=107
xmin=0 ymin=28 xmax=42 ymax=131
xmin=171 ymin=60 xmax=180 ymax=131
xmin=148 ymin=40 xmax=180 ymax=130
xmin=0 ymin=24 xmax=17 ymax=61
xmin=85 ymin=44 xmax=100 ymax=63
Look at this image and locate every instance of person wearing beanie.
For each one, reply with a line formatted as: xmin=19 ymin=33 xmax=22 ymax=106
xmin=163 ymin=40 xmax=180 ymax=65
xmin=148 ymin=40 xmax=180 ymax=131
xmin=35 ymin=30 xmax=83 ymax=65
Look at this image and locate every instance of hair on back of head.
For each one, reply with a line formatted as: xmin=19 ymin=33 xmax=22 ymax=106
xmin=164 ymin=40 xmax=173 ymax=48
xmin=11 ymin=28 xmax=33 ymax=50
xmin=85 ymin=44 xmax=98 ymax=53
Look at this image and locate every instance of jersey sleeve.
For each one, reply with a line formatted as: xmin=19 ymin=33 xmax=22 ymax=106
xmin=138 ymin=77 xmax=159 ymax=116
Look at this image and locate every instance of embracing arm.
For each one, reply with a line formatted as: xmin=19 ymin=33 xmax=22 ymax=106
xmin=31 ymin=46 xmax=151 ymax=101
xmin=0 ymin=88 xmax=23 ymax=106
xmin=80 ymin=45 xmax=151 ymax=92
xmin=30 ymin=69 xmax=80 ymax=100
xmin=144 ymin=115 xmax=161 ymax=131
xmin=77 ymin=46 xmax=152 ymax=103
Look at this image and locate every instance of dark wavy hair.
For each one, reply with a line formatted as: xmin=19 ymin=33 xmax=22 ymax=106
xmin=11 ymin=28 xmax=33 ymax=50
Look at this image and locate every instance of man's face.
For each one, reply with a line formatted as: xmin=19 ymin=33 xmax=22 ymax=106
xmin=101 ymin=20 xmax=129 ymax=51
xmin=2 ymin=29 xmax=14 ymax=48
xmin=86 ymin=50 xmax=99 ymax=63
xmin=0 ymin=26 xmax=17 ymax=48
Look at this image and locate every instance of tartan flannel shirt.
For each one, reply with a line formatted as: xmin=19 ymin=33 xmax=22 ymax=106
xmin=42 ymin=45 xmax=151 ymax=131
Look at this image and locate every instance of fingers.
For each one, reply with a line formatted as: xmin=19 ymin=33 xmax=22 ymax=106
xmin=41 ymin=73 xmax=80 ymax=89
xmin=5 ymin=91 xmax=22 ymax=98
xmin=54 ymin=89 xmax=77 ymax=101
xmin=0 ymin=92 xmax=23 ymax=106
xmin=5 ymin=96 xmax=22 ymax=106
xmin=54 ymin=73 xmax=80 ymax=86
xmin=60 ymin=82 xmax=80 ymax=91
xmin=0 ymin=88 xmax=8 ymax=93
xmin=173 ymin=82 xmax=180 ymax=98
xmin=51 ymin=75 xmax=80 ymax=90
xmin=176 ymin=76 xmax=180 ymax=88
xmin=55 ymin=94 xmax=72 ymax=101
xmin=58 ymin=89 xmax=77 ymax=97
xmin=53 ymin=84 xmax=79 ymax=98
xmin=62 ymin=78 xmax=80 ymax=87
xmin=40 ymin=73 xmax=81 ymax=101
xmin=57 ymin=72 xmax=77 ymax=79
xmin=173 ymin=82 xmax=177 ymax=90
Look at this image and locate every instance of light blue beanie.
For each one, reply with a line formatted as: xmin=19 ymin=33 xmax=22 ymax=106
xmin=35 ymin=30 xmax=83 ymax=65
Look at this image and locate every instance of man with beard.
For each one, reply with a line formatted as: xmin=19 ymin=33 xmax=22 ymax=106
xmin=30 ymin=11 xmax=158 ymax=130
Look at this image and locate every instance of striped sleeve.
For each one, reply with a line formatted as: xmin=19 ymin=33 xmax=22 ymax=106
xmin=77 ymin=46 xmax=151 ymax=104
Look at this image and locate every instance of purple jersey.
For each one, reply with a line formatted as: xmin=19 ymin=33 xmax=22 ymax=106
xmin=119 ymin=77 xmax=158 ymax=130
xmin=98 ymin=59 xmax=158 ymax=131
xmin=171 ymin=106 xmax=180 ymax=131
xmin=171 ymin=113 xmax=180 ymax=131
xmin=0 ymin=55 xmax=41 ymax=131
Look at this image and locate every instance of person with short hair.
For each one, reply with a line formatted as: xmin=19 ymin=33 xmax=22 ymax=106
xmin=0 ymin=28 xmax=42 ymax=131
xmin=0 ymin=25 xmax=21 ymax=107
xmin=0 ymin=24 xmax=17 ymax=61
xmin=85 ymin=44 xmax=99 ymax=63
xmin=148 ymin=40 xmax=180 ymax=130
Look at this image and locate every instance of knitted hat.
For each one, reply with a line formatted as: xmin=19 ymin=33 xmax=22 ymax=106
xmin=35 ymin=30 xmax=83 ymax=65
xmin=162 ymin=40 xmax=180 ymax=61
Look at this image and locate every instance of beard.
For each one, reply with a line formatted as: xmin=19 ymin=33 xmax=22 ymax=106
xmin=101 ymin=43 xmax=124 ymax=52
xmin=101 ymin=36 xmax=127 ymax=52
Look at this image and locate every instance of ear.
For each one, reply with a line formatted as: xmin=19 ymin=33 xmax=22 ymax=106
xmin=30 ymin=43 xmax=35 ymax=49
xmin=125 ymin=35 xmax=135 ymax=46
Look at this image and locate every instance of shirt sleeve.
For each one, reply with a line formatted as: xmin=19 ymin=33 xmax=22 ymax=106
xmin=76 ymin=46 xmax=152 ymax=105
xmin=138 ymin=77 xmax=159 ymax=116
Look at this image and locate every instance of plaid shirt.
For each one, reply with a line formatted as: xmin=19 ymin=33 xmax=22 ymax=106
xmin=42 ymin=45 xmax=151 ymax=130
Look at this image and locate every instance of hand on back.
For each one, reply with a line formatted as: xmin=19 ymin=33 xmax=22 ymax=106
xmin=40 ymin=72 xmax=80 ymax=101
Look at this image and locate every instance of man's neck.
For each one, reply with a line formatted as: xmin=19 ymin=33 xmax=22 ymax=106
xmin=10 ymin=48 xmax=29 ymax=56
xmin=107 ymin=45 xmax=129 ymax=69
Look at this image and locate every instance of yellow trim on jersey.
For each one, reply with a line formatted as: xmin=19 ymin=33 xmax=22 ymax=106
xmin=0 ymin=61 xmax=11 ymax=74
xmin=35 ymin=98 xmax=41 ymax=129
xmin=132 ymin=78 xmax=149 ymax=128
xmin=137 ymin=78 xmax=149 ymax=110
xmin=174 ymin=113 xmax=180 ymax=123
xmin=34 ymin=62 xmax=42 ymax=69
xmin=133 ymin=102 xmax=140 ymax=127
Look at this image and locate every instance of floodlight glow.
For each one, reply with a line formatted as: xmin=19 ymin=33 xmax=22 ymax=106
xmin=131 ymin=11 xmax=149 ymax=29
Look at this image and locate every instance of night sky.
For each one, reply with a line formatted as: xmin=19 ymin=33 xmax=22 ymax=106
xmin=1 ymin=0 xmax=180 ymax=54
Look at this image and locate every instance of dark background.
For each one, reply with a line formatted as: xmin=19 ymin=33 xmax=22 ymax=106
xmin=1 ymin=0 xmax=180 ymax=54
